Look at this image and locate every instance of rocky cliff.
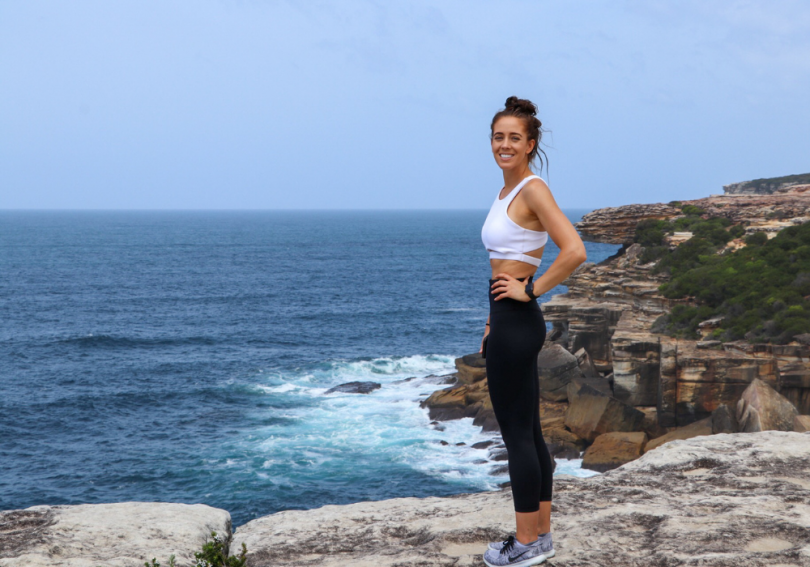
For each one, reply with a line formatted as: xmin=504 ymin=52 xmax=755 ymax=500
xmin=576 ymin=184 xmax=810 ymax=244
xmin=723 ymin=172 xmax=810 ymax=195
xmin=0 ymin=502 xmax=231 ymax=567
xmin=5 ymin=433 xmax=808 ymax=566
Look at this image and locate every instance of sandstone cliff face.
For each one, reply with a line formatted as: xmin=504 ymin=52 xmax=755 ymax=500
xmin=576 ymin=187 xmax=810 ymax=244
xmin=542 ymin=213 xmax=810 ymax=431
xmin=230 ymin=432 xmax=810 ymax=567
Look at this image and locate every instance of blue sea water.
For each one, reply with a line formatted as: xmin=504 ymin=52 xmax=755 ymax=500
xmin=0 ymin=210 xmax=619 ymax=527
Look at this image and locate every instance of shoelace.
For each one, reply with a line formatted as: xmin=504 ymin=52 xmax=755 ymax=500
xmin=500 ymin=535 xmax=516 ymax=555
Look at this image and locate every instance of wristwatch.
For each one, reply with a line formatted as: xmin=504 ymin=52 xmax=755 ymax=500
xmin=524 ymin=280 xmax=538 ymax=301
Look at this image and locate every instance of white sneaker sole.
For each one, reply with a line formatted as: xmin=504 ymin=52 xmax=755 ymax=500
xmin=483 ymin=552 xmax=549 ymax=567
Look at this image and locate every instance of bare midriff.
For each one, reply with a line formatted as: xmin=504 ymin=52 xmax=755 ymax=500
xmin=489 ymin=247 xmax=545 ymax=280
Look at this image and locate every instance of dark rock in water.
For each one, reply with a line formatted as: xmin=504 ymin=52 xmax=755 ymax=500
xmin=471 ymin=440 xmax=497 ymax=450
xmin=711 ymin=404 xmax=738 ymax=434
xmin=324 ymin=381 xmax=381 ymax=394
xmin=429 ymin=421 xmax=445 ymax=432
xmin=489 ymin=449 xmax=509 ymax=462
xmin=544 ymin=428 xmax=586 ymax=460
xmin=491 ymin=464 xmax=509 ymax=475
xmin=421 ymin=373 xmax=458 ymax=385
xmin=455 ymin=442 xmax=465 ymax=446
xmin=439 ymin=440 xmax=449 ymax=446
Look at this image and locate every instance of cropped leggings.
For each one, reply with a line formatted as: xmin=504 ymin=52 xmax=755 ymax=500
xmin=486 ymin=276 xmax=553 ymax=513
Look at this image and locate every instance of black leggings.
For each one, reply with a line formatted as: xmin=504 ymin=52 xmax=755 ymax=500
xmin=486 ymin=276 xmax=553 ymax=513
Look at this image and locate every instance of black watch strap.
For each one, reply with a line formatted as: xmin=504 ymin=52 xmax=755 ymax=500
xmin=524 ymin=279 xmax=538 ymax=301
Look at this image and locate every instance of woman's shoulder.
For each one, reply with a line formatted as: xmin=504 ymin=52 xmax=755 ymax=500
xmin=523 ymin=175 xmax=551 ymax=194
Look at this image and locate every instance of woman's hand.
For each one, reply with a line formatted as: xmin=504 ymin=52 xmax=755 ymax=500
xmin=480 ymin=324 xmax=490 ymax=353
xmin=490 ymin=273 xmax=531 ymax=302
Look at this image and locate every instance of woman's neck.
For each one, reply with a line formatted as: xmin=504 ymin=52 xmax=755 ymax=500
xmin=503 ymin=167 xmax=535 ymax=190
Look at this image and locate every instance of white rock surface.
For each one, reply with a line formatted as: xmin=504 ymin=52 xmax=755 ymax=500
xmin=233 ymin=431 xmax=810 ymax=566
xmin=0 ymin=502 xmax=231 ymax=567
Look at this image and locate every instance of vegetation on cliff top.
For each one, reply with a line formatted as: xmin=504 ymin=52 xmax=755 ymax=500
xmin=727 ymin=171 xmax=810 ymax=193
xmin=634 ymin=208 xmax=810 ymax=344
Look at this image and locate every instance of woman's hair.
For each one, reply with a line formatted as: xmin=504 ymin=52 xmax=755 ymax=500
xmin=490 ymin=96 xmax=549 ymax=175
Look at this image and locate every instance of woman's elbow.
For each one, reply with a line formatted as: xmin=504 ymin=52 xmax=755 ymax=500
xmin=569 ymin=245 xmax=587 ymax=266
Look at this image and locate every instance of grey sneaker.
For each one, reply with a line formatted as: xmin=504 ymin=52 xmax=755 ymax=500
xmin=488 ymin=537 xmax=512 ymax=551
xmin=534 ymin=533 xmax=555 ymax=560
xmin=489 ymin=532 xmax=554 ymax=557
xmin=482 ymin=535 xmax=546 ymax=567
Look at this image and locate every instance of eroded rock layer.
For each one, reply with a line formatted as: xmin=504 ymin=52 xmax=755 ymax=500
xmin=576 ymin=187 xmax=810 ymax=245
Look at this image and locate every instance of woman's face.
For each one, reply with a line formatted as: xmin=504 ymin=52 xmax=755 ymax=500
xmin=491 ymin=116 xmax=535 ymax=171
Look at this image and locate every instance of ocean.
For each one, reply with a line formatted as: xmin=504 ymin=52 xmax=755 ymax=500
xmin=0 ymin=210 xmax=620 ymax=526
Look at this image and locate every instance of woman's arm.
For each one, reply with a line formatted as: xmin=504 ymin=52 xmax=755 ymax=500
xmin=492 ymin=179 xmax=587 ymax=301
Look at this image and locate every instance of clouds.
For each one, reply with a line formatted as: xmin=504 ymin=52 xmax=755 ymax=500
xmin=0 ymin=0 xmax=807 ymax=209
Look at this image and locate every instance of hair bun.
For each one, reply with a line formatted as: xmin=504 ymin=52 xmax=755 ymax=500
xmin=504 ymin=96 xmax=537 ymax=117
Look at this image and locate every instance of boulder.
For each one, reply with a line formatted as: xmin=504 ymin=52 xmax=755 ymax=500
xmin=419 ymin=384 xmax=469 ymax=421
xmin=582 ymin=431 xmax=648 ymax=472
xmin=793 ymin=414 xmax=810 ymax=432
xmin=471 ymin=395 xmax=499 ymax=432
xmin=571 ymin=376 xmax=613 ymax=397
xmin=564 ymin=381 xmax=646 ymax=443
xmin=535 ymin=344 xmax=583 ymax=401
xmin=543 ymin=427 xmax=586 ymax=460
xmin=637 ymin=406 xmax=670 ymax=439
xmin=324 ymin=381 xmax=381 ymax=394
xmin=711 ymin=404 xmax=738 ymax=434
xmin=736 ymin=378 xmax=798 ymax=432
xmin=645 ymin=416 xmax=713 ymax=452
xmin=0 ymin=502 xmax=231 ymax=567
xmin=455 ymin=354 xmax=487 ymax=384
xmin=574 ymin=347 xmax=599 ymax=378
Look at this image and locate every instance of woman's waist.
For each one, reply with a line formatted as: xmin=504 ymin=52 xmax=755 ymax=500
xmin=488 ymin=275 xmax=542 ymax=312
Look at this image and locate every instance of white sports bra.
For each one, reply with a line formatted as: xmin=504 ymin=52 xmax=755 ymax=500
xmin=481 ymin=175 xmax=549 ymax=267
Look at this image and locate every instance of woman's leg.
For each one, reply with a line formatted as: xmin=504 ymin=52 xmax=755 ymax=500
xmin=531 ymin=352 xmax=554 ymax=535
xmin=486 ymin=308 xmax=546 ymax=543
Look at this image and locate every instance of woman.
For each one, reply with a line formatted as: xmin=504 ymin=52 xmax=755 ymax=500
xmin=480 ymin=97 xmax=587 ymax=567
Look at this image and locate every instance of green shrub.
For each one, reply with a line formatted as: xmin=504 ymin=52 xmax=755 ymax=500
xmin=655 ymin=221 xmax=810 ymax=344
xmin=634 ymin=219 xmax=669 ymax=247
xmin=729 ymin=224 xmax=745 ymax=239
xmin=745 ymin=231 xmax=768 ymax=246
xmin=680 ymin=205 xmax=705 ymax=215
xmin=145 ymin=532 xmax=247 ymax=567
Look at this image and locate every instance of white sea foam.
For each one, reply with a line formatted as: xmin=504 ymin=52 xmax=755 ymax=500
xmin=238 ymin=353 xmax=598 ymax=497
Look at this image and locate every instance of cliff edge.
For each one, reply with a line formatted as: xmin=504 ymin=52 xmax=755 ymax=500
xmin=231 ymin=431 xmax=810 ymax=566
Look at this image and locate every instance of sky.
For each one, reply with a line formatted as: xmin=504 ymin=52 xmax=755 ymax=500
xmin=1 ymin=1 xmax=808 ymax=210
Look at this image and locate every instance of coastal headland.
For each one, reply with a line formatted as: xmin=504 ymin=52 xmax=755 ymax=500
xmin=3 ymin=174 xmax=810 ymax=566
